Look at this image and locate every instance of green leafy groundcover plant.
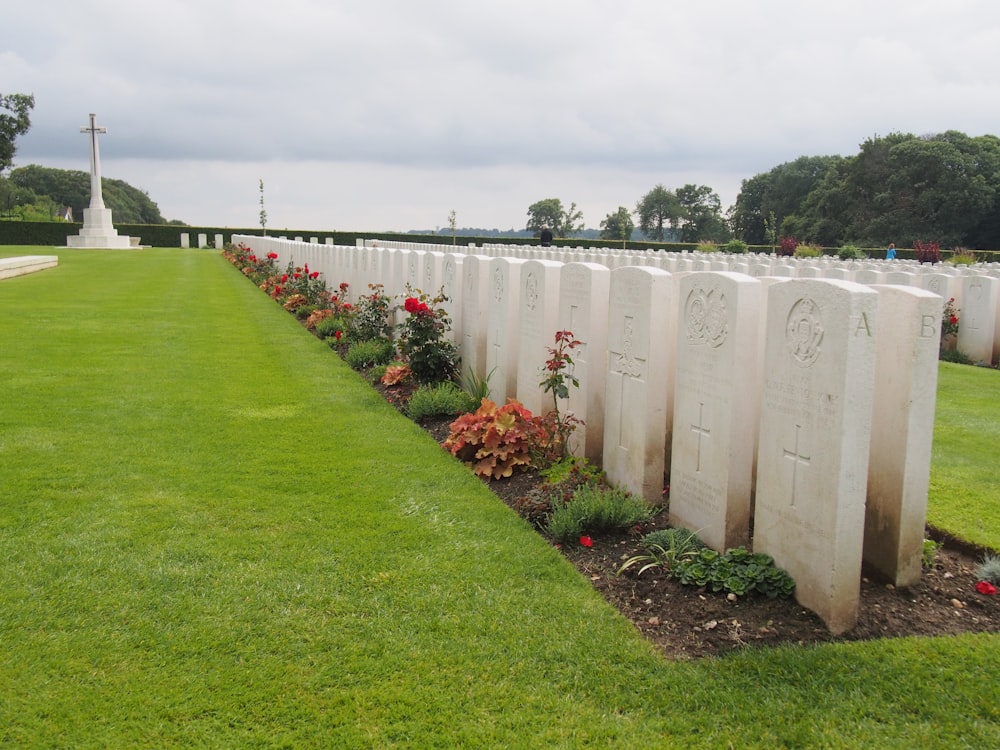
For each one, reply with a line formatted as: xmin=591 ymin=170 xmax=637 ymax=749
xmin=672 ymin=547 xmax=796 ymax=598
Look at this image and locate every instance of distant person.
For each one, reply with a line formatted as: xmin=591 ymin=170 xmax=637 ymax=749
xmin=886 ymin=242 xmax=896 ymax=260
xmin=540 ymin=225 xmax=553 ymax=247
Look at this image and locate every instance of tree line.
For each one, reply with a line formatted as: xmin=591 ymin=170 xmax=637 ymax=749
xmin=526 ymin=185 xmax=729 ymax=245
xmin=530 ymin=130 xmax=1000 ymax=250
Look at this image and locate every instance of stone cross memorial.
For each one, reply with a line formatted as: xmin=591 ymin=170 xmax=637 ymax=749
xmin=66 ymin=113 xmax=136 ymax=249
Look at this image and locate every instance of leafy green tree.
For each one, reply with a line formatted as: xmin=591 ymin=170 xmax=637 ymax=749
xmin=729 ymin=155 xmax=843 ymax=244
xmin=526 ymin=198 xmax=584 ymax=238
xmin=0 ymin=93 xmax=34 ymax=173
xmin=676 ymin=184 xmax=729 ymax=243
xmin=599 ymin=206 xmax=634 ymax=244
xmin=634 ymin=184 xmax=681 ymax=241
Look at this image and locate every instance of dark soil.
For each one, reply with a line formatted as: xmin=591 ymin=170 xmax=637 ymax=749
xmin=375 ymin=374 xmax=1000 ymax=660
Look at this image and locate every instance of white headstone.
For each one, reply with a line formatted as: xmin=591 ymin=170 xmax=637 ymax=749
xmin=957 ymin=275 xmax=999 ymax=364
xmin=603 ymin=267 xmax=673 ymax=502
xmin=669 ymin=272 xmax=761 ymax=551
xmin=558 ymin=262 xmax=611 ymax=462
xmin=486 ymin=258 xmax=527 ymax=403
xmin=459 ymin=255 xmax=491 ymax=382
xmin=754 ymin=279 xmax=878 ymax=634
xmin=515 ymin=260 xmax=562 ymax=415
xmin=865 ymin=286 xmax=942 ymax=586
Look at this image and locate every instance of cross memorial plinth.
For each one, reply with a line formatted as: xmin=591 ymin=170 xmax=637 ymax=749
xmin=66 ymin=113 xmax=137 ymax=249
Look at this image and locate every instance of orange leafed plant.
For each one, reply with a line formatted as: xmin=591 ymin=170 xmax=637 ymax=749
xmin=442 ymin=398 xmax=550 ymax=479
xmin=381 ymin=363 xmax=412 ymax=386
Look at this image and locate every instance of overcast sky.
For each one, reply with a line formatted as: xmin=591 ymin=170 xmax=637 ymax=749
xmin=4 ymin=0 xmax=1000 ymax=232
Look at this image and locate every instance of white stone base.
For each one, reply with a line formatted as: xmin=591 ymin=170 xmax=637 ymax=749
xmin=0 ymin=255 xmax=59 ymax=279
xmin=66 ymin=207 xmax=137 ymax=249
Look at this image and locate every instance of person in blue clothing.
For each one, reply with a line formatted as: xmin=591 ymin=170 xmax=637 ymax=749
xmin=886 ymin=242 xmax=896 ymax=259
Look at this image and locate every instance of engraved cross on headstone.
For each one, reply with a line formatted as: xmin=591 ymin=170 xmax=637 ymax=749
xmin=691 ymin=402 xmax=711 ymax=472
xmin=80 ymin=113 xmax=107 ymax=210
xmin=783 ymin=424 xmax=811 ymax=508
xmin=613 ymin=315 xmax=643 ymax=449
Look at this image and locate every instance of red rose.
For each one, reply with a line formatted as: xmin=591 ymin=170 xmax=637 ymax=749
xmin=334 ymin=330 xmax=342 ymax=341
xmin=281 ymin=274 xmax=288 ymax=283
xmin=976 ymin=581 xmax=997 ymax=595
xmin=310 ymin=271 xmax=320 ymax=279
xmin=579 ymin=536 xmax=593 ymax=548
xmin=404 ymin=297 xmax=420 ymax=313
xmin=950 ymin=315 xmax=958 ymax=325
xmin=293 ymin=273 xmax=301 ymax=280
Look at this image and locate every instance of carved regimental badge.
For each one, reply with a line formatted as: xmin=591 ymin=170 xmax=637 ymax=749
xmin=685 ymin=286 xmax=728 ymax=348
xmin=786 ymin=297 xmax=824 ymax=367
xmin=493 ymin=266 xmax=505 ymax=302
xmin=524 ymin=271 xmax=538 ymax=311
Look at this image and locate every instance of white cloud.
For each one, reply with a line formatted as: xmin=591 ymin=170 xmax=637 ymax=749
xmin=4 ymin=0 xmax=1000 ymax=231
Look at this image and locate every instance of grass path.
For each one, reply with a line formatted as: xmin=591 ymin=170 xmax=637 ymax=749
xmin=1 ymin=249 xmax=997 ymax=748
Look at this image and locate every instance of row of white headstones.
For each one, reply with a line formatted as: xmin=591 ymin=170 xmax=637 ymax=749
xmin=234 ymin=234 xmax=999 ymax=634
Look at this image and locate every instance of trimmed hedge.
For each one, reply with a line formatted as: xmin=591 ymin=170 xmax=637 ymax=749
xmin=3 ymin=220 xmax=998 ymax=260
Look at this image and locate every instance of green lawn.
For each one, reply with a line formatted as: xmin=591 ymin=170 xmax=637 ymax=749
xmin=1 ymin=248 xmax=997 ymax=748
xmin=930 ymin=362 xmax=1000 ymax=550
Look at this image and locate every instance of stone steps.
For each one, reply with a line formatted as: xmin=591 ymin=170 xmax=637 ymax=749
xmin=0 ymin=255 xmax=59 ymax=280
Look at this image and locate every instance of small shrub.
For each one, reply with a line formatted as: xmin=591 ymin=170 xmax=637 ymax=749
xmin=778 ymin=235 xmax=798 ymax=256
xmin=442 ymin=398 xmax=550 ymax=479
xmin=914 ymin=240 xmax=942 ymax=264
xmin=345 ymin=339 xmax=395 ymax=369
xmin=539 ymin=330 xmax=584 ymax=460
xmin=406 ymin=382 xmax=477 ymax=421
xmin=793 ymin=243 xmax=822 ymax=258
xmin=513 ymin=458 xmax=606 ymax=529
xmin=461 ymin=367 xmax=493 ymax=404
xmin=306 ymin=308 xmax=335 ymax=331
xmin=723 ymin=239 xmax=748 ymax=254
xmin=282 ymin=293 xmax=310 ymax=312
xmin=672 ymin=547 xmax=796 ymax=598
xmin=940 ymin=348 xmax=973 ymax=365
xmin=367 ymin=364 xmax=388 ymax=383
xmin=397 ymin=288 xmax=460 ymax=384
xmin=922 ymin=538 xmax=941 ymax=570
xmin=539 ymin=456 xmax=605 ymax=489
xmin=695 ymin=242 xmax=719 ymax=253
xmin=315 ymin=315 xmax=349 ymax=340
xmin=948 ymin=249 xmax=977 ymax=266
xmin=293 ymin=303 xmax=317 ymax=320
xmin=545 ymin=484 xmax=655 ymax=543
xmin=837 ymin=244 xmax=866 ymax=261
xmin=381 ymin=363 xmax=412 ymax=386
xmin=348 ymin=283 xmax=393 ymax=342
xmin=619 ymin=527 xmax=705 ymax=576
xmin=975 ymin=553 xmax=1000 ymax=585
xmin=942 ymin=297 xmax=960 ymax=338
